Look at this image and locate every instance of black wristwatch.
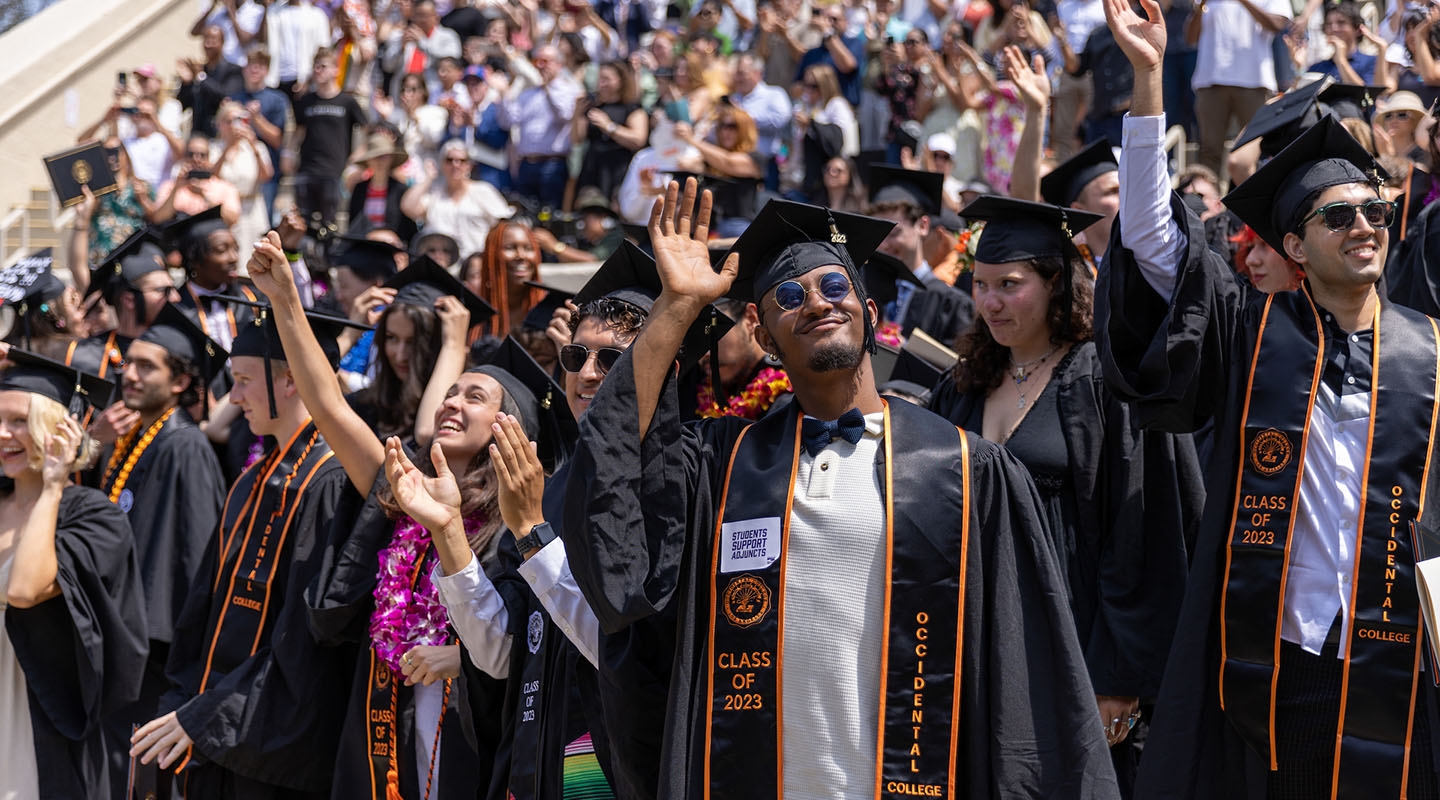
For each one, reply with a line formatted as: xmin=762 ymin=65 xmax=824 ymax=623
xmin=514 ymin=521 xmax=556 ymax=557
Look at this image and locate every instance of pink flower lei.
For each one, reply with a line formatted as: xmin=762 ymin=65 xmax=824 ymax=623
xmin=368 ymin=514 xmax=482 ymax=672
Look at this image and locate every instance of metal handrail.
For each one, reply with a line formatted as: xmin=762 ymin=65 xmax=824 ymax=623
xmin=1164 ymin=124 xmax=1189 ymax=174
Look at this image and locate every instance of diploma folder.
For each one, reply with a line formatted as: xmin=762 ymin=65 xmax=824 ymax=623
xmin=1410 ymin=517 xmax=1440 ymax=682
xmin=43 ymin=141 xmax=118 ymax=208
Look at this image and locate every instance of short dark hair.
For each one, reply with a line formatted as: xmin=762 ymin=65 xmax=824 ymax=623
xmin=164 ymin=352 xmax=203 ymax=409
xmin=568 ymin=297 xmax=647 ymax=340
xmin=1326 ymin=2 xmax=1363 ymax=29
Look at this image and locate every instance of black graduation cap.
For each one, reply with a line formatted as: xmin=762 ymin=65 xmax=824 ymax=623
xmin=224 ymin=295 xmax=373 ymax=418
xmin=862 ymin=250 xmax=924 ymax=313
xmin=961 ymin=195 xmax=1104 ymax=263
xmin=1232 ymin=78 xmax=1331 ymax=157
xmin=867 ymin=164 xmax=943 ymax=215
xmin=384 ymin=256 xmax=497 ymax=330
xmin=472 ymin=336 xmax=578 ymax=471
xmin=0 ymin=249 xmax=67 ymax=347
xmin=1319 ymin=83 xmax=1384 ymax=121
xmin=330 ymin=235 xmax=402 ymax=282
xmin=726 ymin=199 xmax=896 ymax=305
xmin=161 ymin=205 xmax=229 ymax=257
xmin=619 ymin=222 xmax=652 ymax=255
xmin=88 ymin=228 xmax=170 ymax=326
xmin=1040 ymin=138 xmax=1118 ymax=207
xmin=134 ymin=302 xmax=227 ymax=419
xmin=572 ymin=240 xmax=736 ymax=378
xmin=520 ymin=280 xmax=573 ymax=333
xmin=1222 ymin=115 xmax=1387 ymax=253
xmin=855 ymin=149 xmax=890 ymax=187
xmin=0 ymin=348 xmax=115 ymax=415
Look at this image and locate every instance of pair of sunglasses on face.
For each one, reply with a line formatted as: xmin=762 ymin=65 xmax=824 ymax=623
xmin=768 ymin=271 xmax=853 ymax=312
xmin=1303 ymin=199 xmax=1397 ymax=232
xmin=560 ymin=272 xmax=856 ymax=374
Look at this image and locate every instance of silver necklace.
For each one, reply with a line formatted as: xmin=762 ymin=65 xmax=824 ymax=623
xmin=1010 ymin=346 xmax=1058 ymax=409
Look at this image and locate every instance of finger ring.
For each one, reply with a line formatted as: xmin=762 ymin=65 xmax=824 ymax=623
xmin=403 ymin=654 xmax=412 ymax=665
xmin=1111 ymin=717 xmax=1120 ymax=726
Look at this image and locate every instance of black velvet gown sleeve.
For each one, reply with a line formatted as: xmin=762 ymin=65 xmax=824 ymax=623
xmin=7 ymin=486 xmax=148 ymax=799
xmin=161 ymin=468 xmax=358 ymax=792
xmin=1384 ymin=200 xmax=1440 ymax=318
xmin=902 ymin=275 xmax=976 ymax=345
xmin=1096 ymin=191 xmax=1256 ymax=435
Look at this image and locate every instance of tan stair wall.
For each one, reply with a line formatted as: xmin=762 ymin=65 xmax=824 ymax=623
xmin=0 ymin=0 xmax=198 ymax=262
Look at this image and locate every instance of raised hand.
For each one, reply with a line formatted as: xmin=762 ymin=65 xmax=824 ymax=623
xmin=490 ymin=412 xmax=546 ymax=538
xmin=40 ymin=416 xmax=83 ymax=486
xmin=246 ymin=230 xmax=296 ymax=301
xmin=384 ymin=437 xmax=462 ymax=536
xmin=350 ymin=285 xmax=396 ymax=326
xmin=1105 ymin=0 xmax=1166 ymax=70
xmin=545 ymin=300 xmax=577 ymax=357
xmin=433 ymin=295 xmax=470 ymax=350
xmin=647 ymin=179 xmax=739 ymax=308
xmin=1004 ymin=46 xmax=1050 ymax=111
xmin=89 ymin=401 xmax=140 ymax=446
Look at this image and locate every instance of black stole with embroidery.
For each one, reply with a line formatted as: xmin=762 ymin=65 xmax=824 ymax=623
xmin=1219 ymin=288 xmax=1440 ymax=798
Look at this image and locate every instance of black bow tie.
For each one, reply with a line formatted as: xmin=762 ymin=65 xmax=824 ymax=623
xmin=801 ymin=409 xmax=866 ymax=457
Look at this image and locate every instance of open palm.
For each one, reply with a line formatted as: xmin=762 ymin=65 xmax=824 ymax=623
xmin=385 ymin=439 xmax=462 ymax=534
xmin=1105 ymin=0 xmax=1166 ymax=70
xmin=648 ymin=179 xmax=739 ymax=306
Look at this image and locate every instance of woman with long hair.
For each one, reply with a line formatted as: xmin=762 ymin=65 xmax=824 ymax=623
xmin=789 ymin=63 xmax=860 ymax=201
xmin=574 ymin=60 xmax=650 ymax=203
xmin=0 ymin=260 xmax=87 ymax=360
xmin=0 ymin=349 xmax=146 ymax=799
xmin=929 ymin=197 xmax=1201 ymax=797
xmin=69 ymin=139 xmax=157 ymax=290
xmin=674 ymin=105 xmax=763 ymax=236
xmin=246 ymin=231 xmax=538 ymax=799
xmin=476 ymin=221 xmax=555 ymax=368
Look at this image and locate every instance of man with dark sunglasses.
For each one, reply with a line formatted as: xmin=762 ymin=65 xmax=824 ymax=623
xmin=559 ymin=184 xmax=1118 ymax=799
xmin=1101 ymin=2 xmax=1440 ymax=797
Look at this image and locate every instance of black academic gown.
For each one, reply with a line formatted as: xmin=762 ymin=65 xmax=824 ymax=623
xmin=929 ymin=342 xmax=1202 ymax=795
xmin=559 ymin=350 xmax=1119 ymax=799
xmin=159 ymin=421 xmax=355 ymax=797
xmin=1385 ymin=199 xmax=1440 ymax=318
xmin=99 ymin=407 xmax=227 ymax=797
xmin=901 ymin=271 xmax=976 ymax=345
xmin=64 ymin=331 xmax=130 ymax=380
xmin=307 ymin=469 xmax=497 ymax=800
xmin=1098 ymin=193 xmax=1440 ymax=799
xmin=6 ymin=485 xmax=148 ymax=799
xmin=480 ymin=474 xmax=618 ymax=800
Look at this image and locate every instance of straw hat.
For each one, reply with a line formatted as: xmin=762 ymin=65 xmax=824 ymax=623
xmin=350 ymin=133 xmax=410 ymax=169
xmin=1379 ymin=90 xmax=1428 ymax=120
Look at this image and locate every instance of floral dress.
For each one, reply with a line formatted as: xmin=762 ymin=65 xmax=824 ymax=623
xmin=88 ymin=182 xmax=150 ymax=264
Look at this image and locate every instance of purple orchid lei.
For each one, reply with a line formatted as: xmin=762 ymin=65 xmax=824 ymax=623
xmin=368 ymin=514 xmax=482 ymax=672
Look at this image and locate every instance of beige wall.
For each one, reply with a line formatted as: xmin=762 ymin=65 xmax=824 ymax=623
xmin=0 ymin=0 xmax=197 ymax=222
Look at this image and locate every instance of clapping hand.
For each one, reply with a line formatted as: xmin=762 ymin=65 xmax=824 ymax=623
xmin=491 ymin=412 xmax=547 ymax=538
xmin=385 ymin=437 xmax=463 ymax=537
xmin=648 ymin=179 xmax=738 ymax=309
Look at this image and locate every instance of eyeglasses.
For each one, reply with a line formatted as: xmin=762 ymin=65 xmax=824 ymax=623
xmin=560 ymin=343 xmax=624 ymax=374
xmin=187 ymin=151 xmax=209 ymax=159
xmin=1302 ymin=199 xmax=1397 ymax=231
xmin=444 ymin=156 xmax=470 ymax=164
xmin=718 ymin=120 xmax=738 ymax=129
xmin=103 ymin=147 xmax=121 ymax=159
xmin=932 ymin=151 xmax=952 ymax=160
xmin=769 ymin=271 xmax=852 ymax=311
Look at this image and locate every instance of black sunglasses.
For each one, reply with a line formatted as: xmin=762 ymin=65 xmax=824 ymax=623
xmin=1302 ymin=199 xmax=1397 ymax=232
xmin=560 ymin=343 xmax=624 ymax=374
xmin=770 ymin=271 xmax=851 ymax=311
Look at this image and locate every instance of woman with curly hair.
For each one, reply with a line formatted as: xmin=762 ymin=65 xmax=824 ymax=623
xmin=929 ymin=197 xmax=1202 ymax=797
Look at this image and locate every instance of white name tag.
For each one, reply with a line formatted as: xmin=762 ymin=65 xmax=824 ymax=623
xmin=720 ymin=517 xmax=782 ymax=574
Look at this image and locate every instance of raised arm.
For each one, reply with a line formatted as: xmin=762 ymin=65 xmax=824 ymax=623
xmin=634 ymin=180 xmax=740 ymax=439
xmin=247 ymin=230 xmax=385 ymax=494
xmin=413 ymin=295 xmax=469 ymax=447
xmin=1108 ymin=0 xmax=1186 ymax=301
xmin=1005 ymin=47 xmax=1051 ymax=202
xmin=4 ymin=416 xmax=82 ymax=608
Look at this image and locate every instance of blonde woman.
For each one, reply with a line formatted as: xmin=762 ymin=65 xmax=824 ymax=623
xmin=0 ymin=350 xmax=146 ymax=799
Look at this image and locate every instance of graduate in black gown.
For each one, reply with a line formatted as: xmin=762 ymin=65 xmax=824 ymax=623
xmin=562 ymin=184 xmax=1118 ymax=799
xmin=98 ymin=302 xmax=228 ymax=800
xmin=68 ymin=228 xmax=176 ymax=379
xmin=131 ymin=279 xmax=356 ymax=798
xmin=242 ymin=232 xmax=509 ymax=799
xmin=865 ymin=165 xmax=976 ymax=344
xmin=163 ymin=206 xmax=259 ymax=353
xmin=0 ymin=350 xmax=147 ymax=799
xmin=928 ymin=195 xmax=1201 ymax=796
xmin=1098 ymin=3 xmax=1440 ymax=795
